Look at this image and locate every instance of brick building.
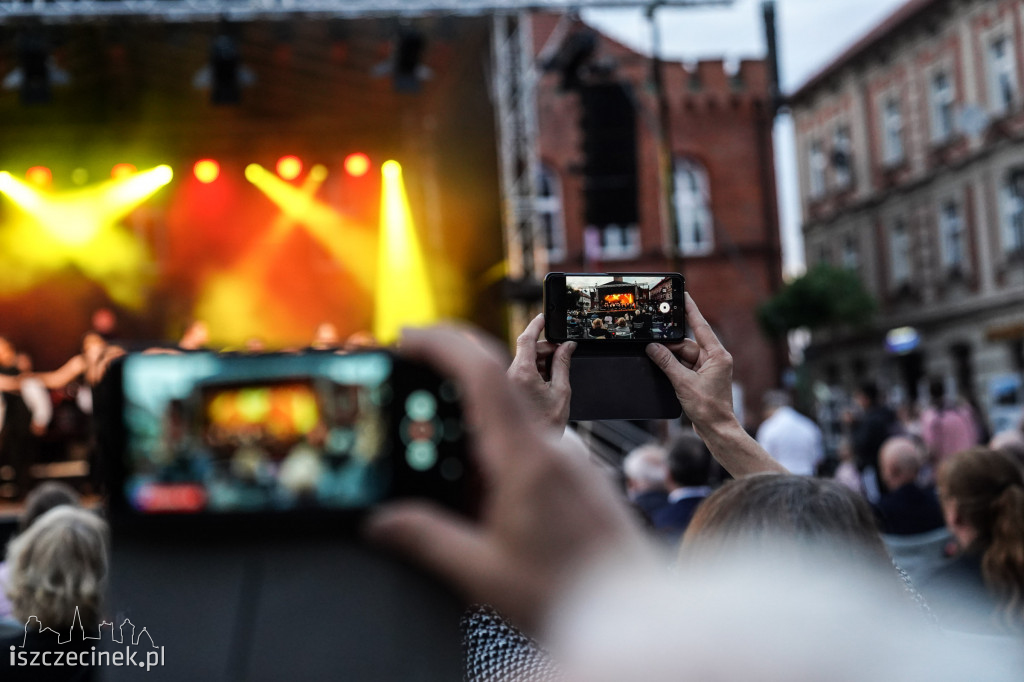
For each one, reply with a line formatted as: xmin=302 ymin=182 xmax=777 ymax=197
xmin=531 ymin=14 xmax=784 ymax=426
xmin=791 ymin=0 xmax=1024 ymax=430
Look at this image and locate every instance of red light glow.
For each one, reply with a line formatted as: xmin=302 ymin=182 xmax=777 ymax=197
xmin=602 ymin=293 xmax=634 ymax=306
xmin=111 ymin=163 xmax=137 ymax=179
xmin=276 ymin=155 xmax=303 ymax=181
xmin=344 ymin=153 xmax=371 ymax=178
xmin=25 ymin=166 xmax=52 ymax=187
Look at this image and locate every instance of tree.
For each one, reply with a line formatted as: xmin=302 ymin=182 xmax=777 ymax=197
xmin=757 ymin=264 xmax=876 ymax=340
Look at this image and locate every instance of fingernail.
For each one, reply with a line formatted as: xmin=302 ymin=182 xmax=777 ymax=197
xmin=566 ymin=341 xmax=577 ymax=352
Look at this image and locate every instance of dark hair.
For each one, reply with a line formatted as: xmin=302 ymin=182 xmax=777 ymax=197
xmin=682 ymin=474 xmax=890 ymax=567
xmin=858 ymin=382 xmax=879 ymax=405
xmin=928 ymin=378 xmax=945 ymax=405
xmin=666 ymin=435 xmax=711 ymax=488
xmin=938 ymin=448 xmax=1024 ymax=627
xmin=20 ymin=482 xmax=81 ymax=533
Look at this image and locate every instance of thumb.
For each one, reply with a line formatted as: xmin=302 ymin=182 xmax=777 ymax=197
xmin=550 ymin=341 xmax=576 ymax=392
xmin=365 ymin=501 xmax=496 ymax=597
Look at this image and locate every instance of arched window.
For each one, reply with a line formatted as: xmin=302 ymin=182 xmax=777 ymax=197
xmin=674 ymin=158 xmax=713 ymax=255
xmin=536 ymin=165 xmax=565 ymax=262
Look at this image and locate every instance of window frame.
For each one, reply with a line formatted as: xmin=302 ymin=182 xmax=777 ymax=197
xmin=929 ymin=69 xmax=956 ymax=143
xmin=881 ymin=95 xmax=905 ymax=166
xmin=673 ymin=157 xmax=714 ymax=256
xmin=938 ymin=199 xmax=965 ymax=270
xmin=535 ymin=164 xmax=566 ymax=263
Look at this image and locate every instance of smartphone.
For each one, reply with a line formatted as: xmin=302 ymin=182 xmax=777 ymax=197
xmin=96 ymin=350 xmax=473 ymax=533
xmin=544 ymin=272 xmax=686 ymax=343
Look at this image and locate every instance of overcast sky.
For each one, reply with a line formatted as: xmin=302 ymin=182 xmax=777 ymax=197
xmin=584 ymin=0 xmax=909 ymax=275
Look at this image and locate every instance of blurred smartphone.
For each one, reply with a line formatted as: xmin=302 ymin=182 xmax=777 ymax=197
xmin=544 ymin=272 xmax=685 ymax=343
xmin=97 ymin=350 xmax=473 ymax=534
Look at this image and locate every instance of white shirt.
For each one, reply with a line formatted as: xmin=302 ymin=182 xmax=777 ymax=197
xmin=755 ymin=406 xmax=824 ymax=476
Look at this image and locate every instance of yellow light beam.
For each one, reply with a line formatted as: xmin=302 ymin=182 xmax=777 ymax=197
xmin=374 ymin=160 xmax=437 ymax=343
xmin=244 ymin=163 xmax=376 ymax=290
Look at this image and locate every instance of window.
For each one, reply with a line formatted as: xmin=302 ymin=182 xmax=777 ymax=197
xmin=929 ymin=71 xmax=955 ymax=142
xmin=674 ymin=158 xmax=713 ymax=255
xmin=841 ymin=233 xmax=859 ymax=271
xmin=535 ymin=165 xmax=565 ymax=262
xmin=832 ymin=126 xmax=852 ymax=189
xmin=939 ymin=200 xmax=965 ymax=269
xmin=890 ymin=217 xmax=911 ymax=285
xmin=1000 ymin=169 xmax=1024 ymax=255
xmin=882 ymin=96 xmax=904 ymax=165
xmin=809 ymin=140 xmax=826 ymax=198
xmin=586 ymin=224 xmax=641 ymax=260
xmin=988 ymin=35 xmax=1018 ymax=114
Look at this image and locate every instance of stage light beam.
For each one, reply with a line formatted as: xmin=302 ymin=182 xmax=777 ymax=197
xmin=375 ymin=160 xmax=437 ymax=343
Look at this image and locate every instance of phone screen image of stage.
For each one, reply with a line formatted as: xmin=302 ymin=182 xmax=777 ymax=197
xmin=563 ymin=275 xmax=682 ymax=341
xmin=120 ymin=353 xmax=394 ymax=513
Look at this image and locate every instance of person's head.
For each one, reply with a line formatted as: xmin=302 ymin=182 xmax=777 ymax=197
xmin=622 ymin=444 xmax=668 ymax=496
xmin=855 ymin=382 xmax=879 ymax=409
xmin=761 ymin=389 xmax=791 ymax=419
xmin=681 ymin=474 xmax=890 ymax=569
xmin=666 ymin=434 xmax=711 ymax=489
xmin=936 ymin=448 xmax=1024 ymax=625
xmin=616 ymin=318 xmax=627 ymax=328
xmin=0 ymin=335 xmax=16 ymax=366
xmin=989 ymin=429 xmax=1024 ymax=469
xmin=82 ymin=331 xmax=107 ymax=361
xmin=15 ymin=352 xmax=32 ymax=373
xmin=5 ymin=506 xmax=109 ymax=628
xmin=312 ymin=322 xmax=340 ymax=349
xmin=591 ymin=319 xmax=604 ymax=330
xmin=19 ymin=482 xmax=81 ymax=533
xmin=179 ymin=320 xmax=210 ymax=350
xmin=879 ymin=436 xmax=923 ymax=491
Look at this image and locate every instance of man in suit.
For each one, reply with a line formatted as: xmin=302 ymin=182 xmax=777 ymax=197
xmin=651 ymin=434 xmax=712 ymax=540
xmin=874 ymin=436 xmax=944 ymax=535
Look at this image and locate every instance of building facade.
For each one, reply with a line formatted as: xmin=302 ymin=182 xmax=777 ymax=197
xmin=532 ymin=14 xmax=785 ymax=426
xmin=791 ymin=0 xmax=1024 ymax=430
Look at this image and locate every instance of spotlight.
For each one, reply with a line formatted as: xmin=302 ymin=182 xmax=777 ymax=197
xmin=210 ymin=33 xmax=241 ymax=105
xmin=344 ymin=153 xmax=371 ymax=178
xmin=309 ymin=164 xmax=329 ymax=183
xmin=393 ymin=28 xmax=426 ymax=93
xmin=111 ymin=163 xmax=137 ymax=179
xmin=17 ymin=34 xmax=51 ymax=104
xmin=276 ymin=156 xmax=303 ymax=181
xmin=26 ymin=166 xmax=52 ymax=187
xmin=194 ymin=159 xmax=220 ymax=184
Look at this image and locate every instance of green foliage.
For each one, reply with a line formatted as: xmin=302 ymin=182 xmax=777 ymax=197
xmin=758 ymin=264 xmax=876 ymax=339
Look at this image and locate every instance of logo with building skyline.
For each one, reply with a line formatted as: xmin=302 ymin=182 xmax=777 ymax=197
xmin=9 ymin=607 xmax=165 ymax=671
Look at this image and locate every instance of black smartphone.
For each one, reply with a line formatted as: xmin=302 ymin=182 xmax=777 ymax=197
xmin=96 ymin=350 xmax=473 ymax=534
xmin=544 ymin=272 xmax=686 ymax=343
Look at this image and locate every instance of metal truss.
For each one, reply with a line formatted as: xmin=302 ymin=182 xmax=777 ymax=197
xmin=0 ymin=0 xmax=729 ymax=23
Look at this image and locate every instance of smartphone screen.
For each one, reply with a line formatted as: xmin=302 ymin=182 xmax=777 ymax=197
xmin=102 ymin=351 xmax=468 ymax=518
xmin=545 ymin=272 xmax=685 ymax=343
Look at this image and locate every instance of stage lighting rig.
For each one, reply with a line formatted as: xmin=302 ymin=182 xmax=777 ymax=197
xmin=2 ymin=32 xmax=69 ymax=105
xmin=193 ymin=29 xmax=255 ymax=105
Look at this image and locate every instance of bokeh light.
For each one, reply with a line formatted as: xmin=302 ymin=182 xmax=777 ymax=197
xmin=344 ymin=153 xmax=371 ymax=178
xmin=111 ymin=163 xmax=137 ymax=179
xmin=276 ymin=155 xmax=303 ymax=181
xmin=194 ymin=159 xmax=221 ymax=184
xmin=26 ymin=166 xmax=52 ymax=188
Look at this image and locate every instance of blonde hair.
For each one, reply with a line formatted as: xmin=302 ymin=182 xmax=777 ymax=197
xmin=5 ymin=506 xmax=109 ymax=628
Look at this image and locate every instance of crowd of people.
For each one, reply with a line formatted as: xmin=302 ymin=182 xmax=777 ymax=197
xmin=0 ymin=293 xmax=1021 ymax=679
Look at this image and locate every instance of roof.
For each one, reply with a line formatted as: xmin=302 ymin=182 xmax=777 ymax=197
xmin=789 ymin=0 xmax=943 ymax=104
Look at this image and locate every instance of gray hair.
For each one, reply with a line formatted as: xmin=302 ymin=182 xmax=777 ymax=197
xmin=762 ymin=390 xmax=791 ymax=411
xmin=5 ymin=506 xmax=109 ymax=628
xmin=623 ymin=444 xmax=668 ymax=490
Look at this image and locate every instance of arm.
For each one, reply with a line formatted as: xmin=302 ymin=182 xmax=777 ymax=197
xmin=35 ymin=355 xmax=87 ymax=390
xmin=0 ymin=374 xmax=19 ymax=392
xmin=18 ymin=377 xmax=52 ymax=434
xmin=645 ymin=293 xmax=787 ymax=478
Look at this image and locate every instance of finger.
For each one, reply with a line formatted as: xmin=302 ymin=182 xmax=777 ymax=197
xmin=513 ymin=314 xmax=545 ymax=369
xmin=550 ymin=341 xmax=576 ymax=393
xmin=646 ymin=342 xmax=695 ymax=384
xmin=662 ymin=338 xmax=700 ymax=368
xmin=535 ymin=340 xmax=558 ymax=359
xmin=365 ymin=501 xmax=498 ymax=601
xmin=400 ymin=326 xmax=540 ymax=473
xmin=684 ymin=292 xmax=726 ymax=356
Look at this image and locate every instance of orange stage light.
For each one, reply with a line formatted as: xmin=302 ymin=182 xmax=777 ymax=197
xmin=194 ymin=159 xmax=220 ymax=184
xmin=344 ymin=153 xmax=371 ymax=178
xmin=111 ymin=163 xmax=137 ymax=179
xmin=276 ymin=155 xmax=303 ymax=181
xmin=25 ymin=166 xmax=52 ymax=187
